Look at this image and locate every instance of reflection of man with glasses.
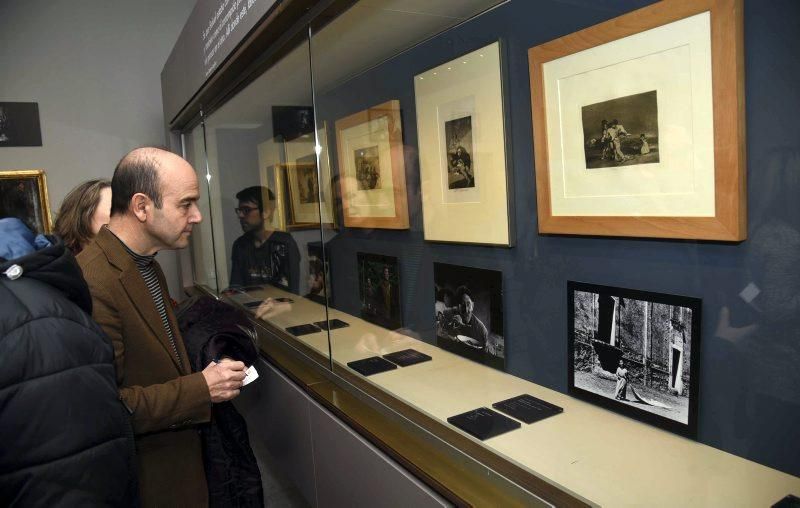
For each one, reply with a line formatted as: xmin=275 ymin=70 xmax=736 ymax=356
xmin=229 ymin=186 xmax=299 ymax=292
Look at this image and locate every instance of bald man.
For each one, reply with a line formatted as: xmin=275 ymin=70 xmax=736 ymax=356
xmin=78 ymin=147 xmax=246 ymax=507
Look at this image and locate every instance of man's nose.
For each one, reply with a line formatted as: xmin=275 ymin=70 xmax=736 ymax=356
xmin=190 ymin=203 xmax=202 ymax=223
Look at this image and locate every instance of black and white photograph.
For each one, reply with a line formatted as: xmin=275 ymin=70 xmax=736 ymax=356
xmin=305 ymin=241 xmax=330 ymax=305
xmin=271 ymin=105 xmax=314 ymax=142
xmin=568 ymin=281 xmax=701 ymax=437
xmin=354 ymin=145 xmax=381 ymax=190
xmin=435 ymin=262 xmax=504 ymax=370
xmin=269 ymin=241 xmax=290 ymax=290
xmin=444 ymin=115 xmax=475 ymax=189
xmin=0 ymin=102 xmax=43 ymax=147
xmin=581 ymin=90 xmax=660 ymax=169
xmin=0 ymin=170 xmax=51 ymax=234
xmin=358 ymin=253 xmax=401 ymax=330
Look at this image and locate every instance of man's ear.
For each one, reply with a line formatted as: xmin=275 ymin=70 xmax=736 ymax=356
xmin=263 ymin=205 xmax=274 ymax=222
xmin=131 ymin=193 xmax=149 ymax=222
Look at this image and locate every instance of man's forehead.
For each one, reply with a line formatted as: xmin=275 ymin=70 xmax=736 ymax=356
xmin=160 ymin=158 xmax=198 ymax=193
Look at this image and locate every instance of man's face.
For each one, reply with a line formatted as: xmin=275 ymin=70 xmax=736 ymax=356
xmin=383 ymin=267 xmax=390 ymax=280
xmin=236 ymin=200 xmax=263 ymax=233
xmin=459 ymin=293 xmax=474 ymax=323
xmin=148 ymin=155 xmax=202 ymax=250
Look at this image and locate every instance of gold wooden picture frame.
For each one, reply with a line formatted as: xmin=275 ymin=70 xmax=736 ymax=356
xmin=0 ymin=169 xmax=52 ymax=234
xmin=528 ymin=0 xmax=745 ymax=240
xmin=284 ymin=123 xmax=337 ymax=230
xmin=283 ymin=161 xmax=335 ymax=229
xmin=335 ymin=99 xmax=409 ymax=229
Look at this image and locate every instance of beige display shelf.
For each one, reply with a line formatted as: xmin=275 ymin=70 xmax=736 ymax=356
xmin=228 ymin=286 xmax=800 ymax=507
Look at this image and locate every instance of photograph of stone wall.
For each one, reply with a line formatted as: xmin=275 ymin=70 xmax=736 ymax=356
xmin=570 ymin=283 xmax=699 ymax=429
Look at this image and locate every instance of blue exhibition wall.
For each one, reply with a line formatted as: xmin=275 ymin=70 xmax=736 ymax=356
xmin=314 ymin=0 xmax=800 ymax=476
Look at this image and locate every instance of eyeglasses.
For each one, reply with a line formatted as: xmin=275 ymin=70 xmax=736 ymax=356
xmin=234 ymin=206 xmax=259 ymax=215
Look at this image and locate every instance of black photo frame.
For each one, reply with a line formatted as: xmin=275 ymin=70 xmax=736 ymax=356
xmin=568 ymin=281 xmax=701 ymax=438
xmin=357 ymin=252 xmax=402 ymax=330
xmin=0 ymin=102 xmax=42 ymax=147
xmin=271 ymin=105 xmax=314 ymax=142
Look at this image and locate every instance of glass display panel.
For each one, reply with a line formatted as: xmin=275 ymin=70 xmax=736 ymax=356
xmin=202 ymin=39 xmax=331 ymax=363
xmin=182 ymin=123 xmax=218 ymax=294
xmin=182 ymin=0 xmax=800 ymax=502
xmin=304 ymin=0 xmax=800 ymax=499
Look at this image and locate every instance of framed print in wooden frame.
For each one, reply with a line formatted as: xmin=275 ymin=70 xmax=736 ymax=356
xmin=257 ymin=139 xmax=289 ymax=231
xmin=529 ymin=0 xmax=745 ymax=241
xmin=284 ymin=123 xmax=336 ymax=228
xmin=0 ymin=169 xmax=52 ymax=234
xmin=335 ymin=100 xmax=409 ymax=229
xmin=283 ymin=162 xmax=332 ymax=228
xmin=568 ymin=281 xmax=701 ymax=438
xmin=415 ymin=41 xmax=513 ymax=246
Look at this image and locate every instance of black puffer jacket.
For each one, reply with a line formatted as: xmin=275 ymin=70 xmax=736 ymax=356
xmin=0 ymin=232 xmax=137 ymax=507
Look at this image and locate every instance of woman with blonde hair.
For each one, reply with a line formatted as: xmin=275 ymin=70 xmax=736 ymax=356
xmin=54 ymin=179 xmax=111 ymax=254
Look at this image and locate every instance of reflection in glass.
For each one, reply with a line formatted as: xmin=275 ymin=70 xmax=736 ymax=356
xmin=183 ymin=123 xmax=218 ymax=294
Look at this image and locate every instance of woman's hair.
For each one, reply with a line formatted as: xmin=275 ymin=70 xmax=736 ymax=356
xmin=54 ymin=179 xmax=111 ymax=254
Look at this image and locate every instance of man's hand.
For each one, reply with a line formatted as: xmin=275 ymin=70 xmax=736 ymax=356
xmin=202 ymin=360 xmax=246 ymax=403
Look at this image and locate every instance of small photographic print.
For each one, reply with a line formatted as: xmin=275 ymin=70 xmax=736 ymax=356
xmin=434 ymin=262 xmax=503 ymax=370
xmin=0 ymin=171 xmax=50 ymax=234
xmin=444 ymin=115 xmax=475 ymax=189
xmin=0 ymin=103 xmax=42 ymax=147
xmin=358 ymin=253 xmax=401 ymax=330
xmin=569 ymin=281 xmax=700 ymax=437
xmin=305 ymin=241 xmax=331 ymax=305
xmin=354 ymin=145 xmax=381 ymax=190
xmin=581 ymin=90 xmax=660 ymax=169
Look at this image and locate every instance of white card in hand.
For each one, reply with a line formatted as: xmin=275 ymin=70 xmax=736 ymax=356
xmin=243 ymin=365 xmax=259 ymax=386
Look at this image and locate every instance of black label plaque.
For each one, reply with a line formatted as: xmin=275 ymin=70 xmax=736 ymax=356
xmin=347 ymin=356 xmax=398 ymax=376
xmin=447 ymin=407 xmax=521 ymax=440
xmin=492 ymin=394 xmax=564 ymax=424
xmin=383 ymin=349 xmax=432 ymax=367
xmin=313 ymin=319 xmax=350 ymax=331
xmin=285 ymin=323 xmax=322 ymax=336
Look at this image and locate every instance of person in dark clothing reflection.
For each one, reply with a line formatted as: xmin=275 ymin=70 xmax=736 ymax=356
xmin=229 ymin=186 xmax=299 ymax=293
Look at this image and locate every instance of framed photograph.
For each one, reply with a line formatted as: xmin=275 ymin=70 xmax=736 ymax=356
xmin=0 ymin=103 xmax=43 ymax=147
xmin=271 ymin=105 xmax=313 ymax=142
xmin=335 ymin=100 xmax=409 ymax=229
xmin=0 ymin=170 xmax=52 ymax=234
xmin=305 ymin=241 xmax=331 ymax=305
xmin=568 ymin=281 xmax=701 ymax=438
xmin=528 ymin=0 xmax=745 ymax=241
xmin=415 ymin=41 xmax=513 ymax=246
xmin=434 ymin=262 xmax=504 ymax=371
xmin=357 ymin=253 xmax=402 ymax=330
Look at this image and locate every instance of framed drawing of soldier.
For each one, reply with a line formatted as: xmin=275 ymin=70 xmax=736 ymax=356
xmin=414 ymin=41 xmax=513 ymax=246
xmin=528 ymin=0 xmax=746 ymax=241
xmin=335 ymin=100 xmax=409 ymax=229
xmin=0 ymin=169 xmax=52 ymax=234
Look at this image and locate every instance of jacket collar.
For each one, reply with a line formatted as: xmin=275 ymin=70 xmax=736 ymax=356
xmin=92 ymin=227 xmax=190 ymax=374
xmin=94 ymin=226 xmax=140 ymax=274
